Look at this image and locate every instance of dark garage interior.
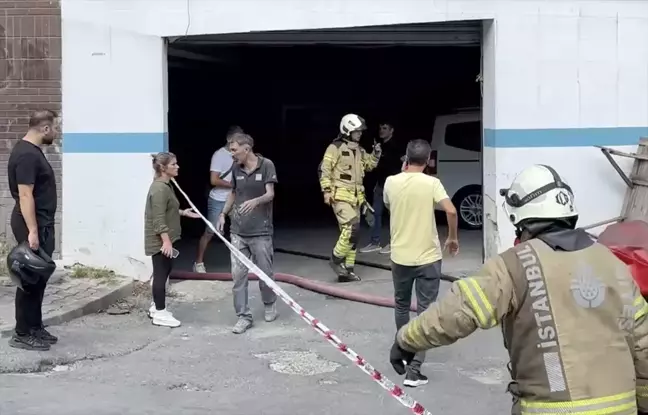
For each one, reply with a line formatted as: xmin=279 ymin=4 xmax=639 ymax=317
xmin=166 ymin=22 xmax=483 ymax=269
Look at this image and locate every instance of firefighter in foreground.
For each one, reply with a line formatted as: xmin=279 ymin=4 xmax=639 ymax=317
xmin=319 ymin=114 xmax=381 ymax=282
xmin=389 ymin=164 xmax=648 ymax=414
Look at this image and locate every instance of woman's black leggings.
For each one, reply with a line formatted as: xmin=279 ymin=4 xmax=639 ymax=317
xmin=151 ymin=252 xmax=174 ymax=310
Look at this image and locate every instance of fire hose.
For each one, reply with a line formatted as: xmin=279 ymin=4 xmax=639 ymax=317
xmin=171 ymin=252 xmax=459 ymax=313
xmin=273 ymin=247 xmax=460 ymax=282
xmin=170 ymin=178 xmax=432 ymax=415
xmin=172 ymin=270 xmax=426 ymax=312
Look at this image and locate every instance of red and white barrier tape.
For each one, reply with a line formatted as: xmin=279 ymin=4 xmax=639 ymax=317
xmin=171 ymin=179 xmax=431 ymax=415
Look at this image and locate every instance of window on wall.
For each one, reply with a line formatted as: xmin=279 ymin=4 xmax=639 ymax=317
xmin=444 ymin=121 xmax=481 ymax=152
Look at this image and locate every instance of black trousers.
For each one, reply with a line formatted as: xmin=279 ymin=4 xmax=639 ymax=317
xmin=151 ymin=252 xmax=174 ymax=311
xmin=11 ymin=211 xmax=55 ymax=335
xmin=391 ymin=260 xmax=442 ymax=373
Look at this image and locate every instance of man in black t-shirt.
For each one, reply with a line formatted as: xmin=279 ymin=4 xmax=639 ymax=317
xmin=359 ymin=121 xmax=404 ymax=255
xmin=7 ymin=110 xmax=59 ymax=351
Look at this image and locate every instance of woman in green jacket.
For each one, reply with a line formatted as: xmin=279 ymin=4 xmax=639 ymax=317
xmin=145 ymin=152 xmax=200 ymax=327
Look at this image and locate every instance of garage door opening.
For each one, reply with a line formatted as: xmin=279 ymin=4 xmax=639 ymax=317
xmin=167 ymin=21 xmax=484 ymax=274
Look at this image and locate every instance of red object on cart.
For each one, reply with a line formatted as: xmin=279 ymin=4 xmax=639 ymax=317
xmin=598 ymin=220 xmax=648 ymax=296
xmin=607 ymin=246 xmax=648 ymax=296
xmin=631 ymin=249 xmax=648 ymax=296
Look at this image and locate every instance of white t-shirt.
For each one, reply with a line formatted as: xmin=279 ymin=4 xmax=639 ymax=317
xmin=208 ymin=147 xmax=234 ymax=201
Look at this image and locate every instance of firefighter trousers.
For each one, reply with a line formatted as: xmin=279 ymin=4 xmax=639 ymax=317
xmin=331 ymin=201 xmax=361 ymax=268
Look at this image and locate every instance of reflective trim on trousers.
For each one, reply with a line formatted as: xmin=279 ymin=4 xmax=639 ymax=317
xmin=634 ymin=295 xmax=648 ymax=321
xmin=520 ymin=391 xmax=636 ymax=415
xmin=456 ymin=278 xmax=496 ymax=329
xmin=637 ymin=384 xmax=648 ymax=399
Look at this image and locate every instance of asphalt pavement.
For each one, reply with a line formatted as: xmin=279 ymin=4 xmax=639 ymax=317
xmin=0 ymin=257 xmax=511 ymax=415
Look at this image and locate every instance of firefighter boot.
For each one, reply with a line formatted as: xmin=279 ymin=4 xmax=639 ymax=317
xmin=338 ymin=266 xmax=361 ymax=283
xmin=329 ymin=254 xmax=349 ymax=279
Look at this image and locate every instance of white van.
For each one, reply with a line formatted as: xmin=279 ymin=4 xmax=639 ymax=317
xmin=429 ymin=109 xmax=482 ymax=230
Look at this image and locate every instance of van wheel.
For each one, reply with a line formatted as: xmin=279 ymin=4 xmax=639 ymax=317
xmin=452 ymin=185 xmax=482 ymax=230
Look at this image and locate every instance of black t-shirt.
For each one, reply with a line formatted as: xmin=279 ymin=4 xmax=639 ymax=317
xmin=8 ymin=140 xmax=57 ymax=227
xmin=374 ymin=136 xmax=406 ymax=186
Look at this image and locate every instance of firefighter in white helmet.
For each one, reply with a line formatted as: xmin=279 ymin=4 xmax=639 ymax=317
xmin=318 ymin=114 xmax=382 ymax=282
xmin=390 ymin=164 xmax=648 ymax=412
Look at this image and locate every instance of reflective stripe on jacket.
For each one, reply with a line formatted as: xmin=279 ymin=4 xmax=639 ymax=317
xmin=519 ymin=391 xmax=636 ymax=414
xmin=397 ymin=238 xmax=648 ymax=414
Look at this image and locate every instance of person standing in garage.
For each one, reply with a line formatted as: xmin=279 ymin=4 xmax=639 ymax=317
xmin=7 ymin=110 xmax=60 ymax=351
xmin=193 ymin=125 xmax=242 ymax=273
xmin=359 ymin=121 xmax=404 ymax=255
xmin=216 ymin=133 xmax=278 ymax=334
xmin=383 ymin=139 xmax=459 ymax=387
xmin=319 ymin=114 xmax=382 ymax=282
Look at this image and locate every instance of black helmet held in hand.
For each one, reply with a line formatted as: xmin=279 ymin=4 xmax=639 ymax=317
xmin=6 ymin=241 xmax=56 ymax=291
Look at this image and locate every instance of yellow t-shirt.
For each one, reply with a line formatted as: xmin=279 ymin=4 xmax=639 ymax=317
xmin=383 ymin=172 xmax=450 ymax=266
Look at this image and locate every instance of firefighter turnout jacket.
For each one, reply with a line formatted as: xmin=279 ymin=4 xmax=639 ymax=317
xmin=318 ymin=138 xmax=379 ymax=205
xmin=397 ymin=229 xmax=648 ymax=414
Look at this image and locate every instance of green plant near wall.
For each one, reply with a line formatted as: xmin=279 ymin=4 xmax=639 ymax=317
xmin=68 ymin=263 xmax=119 ymax=285
xmin=0 ymin=241 xmax=15 ymax=277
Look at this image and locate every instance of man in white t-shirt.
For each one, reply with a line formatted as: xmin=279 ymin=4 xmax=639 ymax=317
xmin=193 ymin=126 xmax=242 ymax=273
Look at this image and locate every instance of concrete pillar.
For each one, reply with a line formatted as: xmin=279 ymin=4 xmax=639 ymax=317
xmin=481 ymin=19 xmax=498 ymax=260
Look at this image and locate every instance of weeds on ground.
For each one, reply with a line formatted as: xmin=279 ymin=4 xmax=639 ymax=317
xmin=0 ymin=241 xmax=14 ymax=277
xmin=68 ymin=263 xmax=119 ymax=285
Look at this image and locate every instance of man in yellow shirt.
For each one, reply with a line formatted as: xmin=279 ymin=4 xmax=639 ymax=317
xmin=383 ymin=139 xmax=459 ymax=387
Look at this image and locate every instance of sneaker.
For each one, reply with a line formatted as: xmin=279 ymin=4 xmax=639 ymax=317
xmin=193 ymin=262 xmax=207 ymax=273
xmin=232 ymin=318 xmax=253 ymax=334
xmin=264 ymin=303 xmax=278 ymax=322
xmin=152 ymin=309 xmax=181 ymax=328
xmin=404 ymin=371 xmax=429 ymax=387
xmin=359 ymin=243 xmax=381 ymax=253
xmin=8 ymin=333 xmax=50 ymax=351
xmin=379 ymin=244 xmax=391 ymax=255
xmin=148 ymin=302 xmax=156 ymax=319
xmin=31 ymin=327 xmax=58 ymax=345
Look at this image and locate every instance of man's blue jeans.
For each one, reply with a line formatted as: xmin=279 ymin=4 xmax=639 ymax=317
xmin=370 ymin=183 xmax=387 ymax=245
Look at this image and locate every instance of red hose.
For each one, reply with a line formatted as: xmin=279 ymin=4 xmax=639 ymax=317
xmin=170 ymin=270 xmax=421 ymax=312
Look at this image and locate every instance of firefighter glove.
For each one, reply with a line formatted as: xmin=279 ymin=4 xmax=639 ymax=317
xmin=323 ymin=192 xmax=332 ymax=206
xmin=390 ymin=338 xmax=415 ymax=375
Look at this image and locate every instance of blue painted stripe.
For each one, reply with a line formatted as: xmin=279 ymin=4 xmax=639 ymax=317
xmin=484 ymin=127 xmax=648 ymax=148
xmin=62 ymin=128 xmax=648 ymax=152
xmin=63 ymin=133 xmax=168 ymax=153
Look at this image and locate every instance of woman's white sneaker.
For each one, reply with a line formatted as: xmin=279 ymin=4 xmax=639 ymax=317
xmin=148 ymin=302 xmax=156 ymax=318
xmin=152 ymin=309 xmax=181 ymax=328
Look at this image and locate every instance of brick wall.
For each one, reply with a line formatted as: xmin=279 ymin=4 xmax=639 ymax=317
xmin=0 ymin=1 xmax=62 ymax=257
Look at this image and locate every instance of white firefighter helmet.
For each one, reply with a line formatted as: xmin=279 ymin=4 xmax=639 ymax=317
xmin=500 ymin=164 xmax=577 ymax=226
xmin=339 ymin=114 xmax=367 ymax=136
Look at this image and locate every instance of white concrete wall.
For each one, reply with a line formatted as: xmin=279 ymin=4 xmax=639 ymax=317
xmin=61 ymin=6 xmax=168 ymax=279
xmin=484 ymin=2 xmax=648 ymax=255
xmin=60 ymin=0 xmax=648 ymax=275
